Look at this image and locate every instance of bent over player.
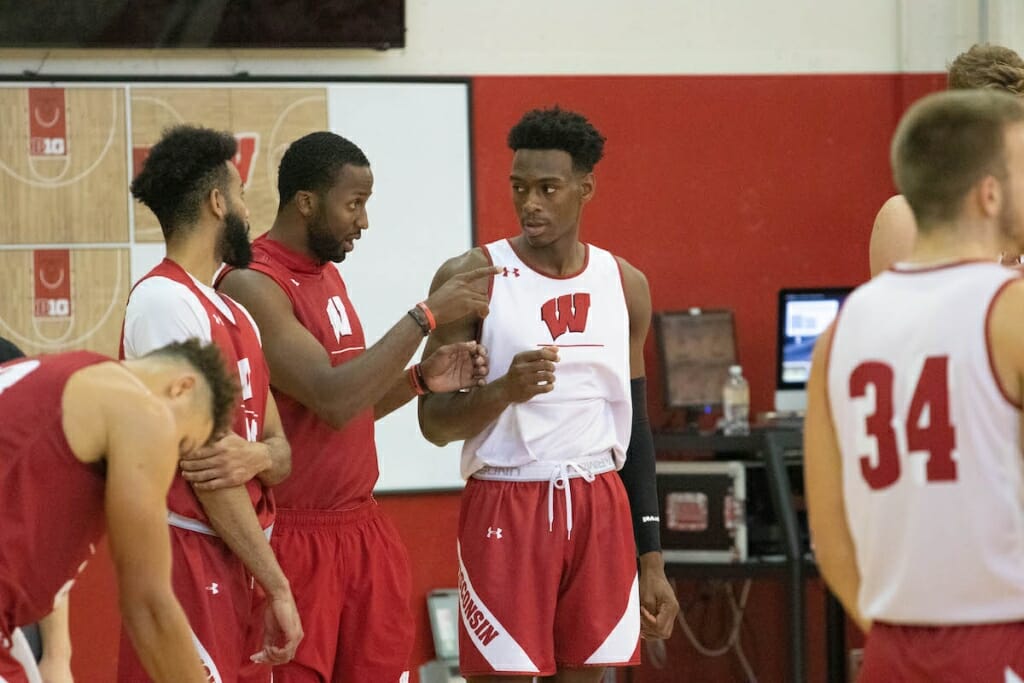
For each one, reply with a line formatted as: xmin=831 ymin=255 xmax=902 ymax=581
xmin=0 ymin=340 xmax=235 ymax=683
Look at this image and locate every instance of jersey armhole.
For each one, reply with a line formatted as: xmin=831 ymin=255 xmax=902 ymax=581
xmin=984 ymin=278 xmax=1023 ymax=410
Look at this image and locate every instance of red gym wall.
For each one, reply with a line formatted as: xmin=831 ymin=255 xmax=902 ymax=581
xmin=67 ymin=72 xmax=946 ymax=682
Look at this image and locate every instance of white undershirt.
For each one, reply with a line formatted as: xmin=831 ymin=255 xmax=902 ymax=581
xmin=123 ymin=274 xmax=261 ymax=359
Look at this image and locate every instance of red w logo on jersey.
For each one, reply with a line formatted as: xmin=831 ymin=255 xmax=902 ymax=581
xmin=541 ymin=293 xmax=591 ymax=340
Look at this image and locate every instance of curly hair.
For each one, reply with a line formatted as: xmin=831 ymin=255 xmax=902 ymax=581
xmin=277 ymin=132 xmax=370 ymax=211
xmin=147 ymin=338 xmax=239 ymax=441
xmin=948 ymin=44 xmax=1024 ymax=95
xmin=507 ymin=107 xmax=606 ymax=173
xmin=130 ymin=125 xmax=237 ymax=241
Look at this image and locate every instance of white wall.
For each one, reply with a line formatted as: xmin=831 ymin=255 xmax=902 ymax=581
xmin=1 ymin=0 xmax=1020 ymax=77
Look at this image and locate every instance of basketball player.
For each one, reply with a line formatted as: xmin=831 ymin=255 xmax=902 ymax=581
xmin=117 ymin=125 xmax=302 ymax=682
xmin=0 ymin=339 xmax=237 ymax=683
xmin=417 ymin=107 xmax=679 ymax=681
xmin=868 ymin=43 xmax=1024 ymax=276
xmin=217 ymin=131 xmax=495 ymax=682
xmin=806 ymin=90 xmax=1024 ymax=680
xmin=0 ymin=338 xmax=75 ymax=683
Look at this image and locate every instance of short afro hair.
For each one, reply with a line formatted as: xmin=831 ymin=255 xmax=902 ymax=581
xmin=507 ymin=107 xmax=606 ymax=173
xmin=277 ymin=132 xmax=370 ymax=211
xmin=131 ymin=125 xmax=237 ymax=241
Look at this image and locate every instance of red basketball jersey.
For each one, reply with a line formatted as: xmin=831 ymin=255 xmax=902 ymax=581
xmin=0 ymin=351 xmax=108 ymax=631
xmin=121 ymin=259 xmax=274 ymax=528
xmin=232 ymin=235 xmax=378 ymax=510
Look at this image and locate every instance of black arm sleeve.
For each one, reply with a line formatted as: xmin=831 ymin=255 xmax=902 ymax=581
xmin=617 ymin=377 xmax=662 ymax=555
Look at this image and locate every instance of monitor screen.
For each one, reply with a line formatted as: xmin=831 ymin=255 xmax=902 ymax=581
xmin=654 ymin=309 xmax=738 ymax=410
xmin=776 ymin=287 xmax=853 ymax=392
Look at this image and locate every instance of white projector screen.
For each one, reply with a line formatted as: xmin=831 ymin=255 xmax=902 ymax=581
xmin=1 ymin=79 xmax=473 ymax=492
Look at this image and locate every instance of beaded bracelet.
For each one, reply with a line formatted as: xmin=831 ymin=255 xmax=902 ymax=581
xmin=407 ymin=307 xmax=431 ymax=336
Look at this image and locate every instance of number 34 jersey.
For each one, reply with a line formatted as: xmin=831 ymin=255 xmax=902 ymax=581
xmin=827 ymin=261 xmax=1024 ymax=624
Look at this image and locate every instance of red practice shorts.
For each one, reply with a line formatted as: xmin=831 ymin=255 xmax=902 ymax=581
xmin=859 ymin=621 xmax=1024 ymax=682
xmin=269 ymin=500 xmax=414 ymax=683
xmin=117 ymin=525 xmax=269 ymax=683
xmin=457 ymin=468 xmax=640 ymax=677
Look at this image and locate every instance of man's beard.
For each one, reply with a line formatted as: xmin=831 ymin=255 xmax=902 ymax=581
xmin=220 ymin=210 xmax=253 ymax=268
xmin=307 ymin=205 xmax=346 ymax=264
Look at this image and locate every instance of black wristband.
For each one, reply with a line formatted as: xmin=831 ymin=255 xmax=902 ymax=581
xmin=618 ymin=377 xmax=662 ymax=556
xmin=407 ymin=307 xmax=431 ymax=336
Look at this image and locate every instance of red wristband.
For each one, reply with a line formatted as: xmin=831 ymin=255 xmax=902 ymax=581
xmin=408 ymin=364 xmax=428 ymax=396
xmin=416 ymin=301 xmax=437 ymax=331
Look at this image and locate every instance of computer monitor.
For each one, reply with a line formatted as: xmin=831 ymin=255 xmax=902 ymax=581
xmin=775 ymin=287 xmax=853 ymax=413
xmin=654 ymin=309 xmax=738 ymax=418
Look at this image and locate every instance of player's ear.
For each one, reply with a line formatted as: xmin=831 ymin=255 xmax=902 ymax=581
xmin=580 ymin=173 xmax=595 ymax=204
xmin=295 ymin=190 xmax=317 ymax=219
xmin=209 ymin=186 xmax=228 ymax=221
xmin=168 ymin=373 xmax=197 ymax=400
xmin=976 ymin=174 xmax=1002 ymax=219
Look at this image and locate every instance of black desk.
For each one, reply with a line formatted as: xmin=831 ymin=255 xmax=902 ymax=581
xmin=654 ymin=428 xmax=847 ymax=683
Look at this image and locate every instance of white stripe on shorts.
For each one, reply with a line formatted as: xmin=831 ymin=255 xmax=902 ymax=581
xmin=585 ymin=573 xmax=640 ymax=665
xmin=191 ymin=629 xmax=223 ymax=683
xmin=457 ymin=542 xmax=539 ymax=674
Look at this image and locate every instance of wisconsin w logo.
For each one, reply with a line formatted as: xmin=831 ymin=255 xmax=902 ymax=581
xmin=540 ymin=293 xmax=591 ymax=341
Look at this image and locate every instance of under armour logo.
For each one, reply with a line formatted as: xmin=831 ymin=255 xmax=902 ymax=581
xmin=501 ymin=267 xmax=520 ymax=278
xmin=487 ymin=527 xmax=503 ymax=539
xmin=290 ymin=278 xmax=301 ymax=287
xmin=211 ymin=313 xmax=224 ymax=326
xmin=205 ymin=583 xmax=219 ymax=595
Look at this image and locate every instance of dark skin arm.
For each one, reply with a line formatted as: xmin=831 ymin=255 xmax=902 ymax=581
xmin=418 ymin=248 xmax=560 ymax=445
xmin=219 ymin=265 xmax=496 ymax=429
xmin=373 ymin=340 xmax=489 ymax=420
xmin=617 ymin=257 xmax=679 ymax=640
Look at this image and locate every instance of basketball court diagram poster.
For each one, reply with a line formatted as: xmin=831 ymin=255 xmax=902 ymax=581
xmin=0 ymin=80 xmax=472 ymax=491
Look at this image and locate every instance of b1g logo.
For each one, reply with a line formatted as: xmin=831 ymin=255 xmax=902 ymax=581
xmin=33 ymin=249 xmax=72 ymax=319
xmin=540 ymin=293 xmax=591 ymax=341
xmin=28 ymin=88 xmax=68 ymax=157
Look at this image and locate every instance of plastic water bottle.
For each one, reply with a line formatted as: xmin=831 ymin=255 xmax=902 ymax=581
xmin=722 ymin=365 xmax=750 ymax=436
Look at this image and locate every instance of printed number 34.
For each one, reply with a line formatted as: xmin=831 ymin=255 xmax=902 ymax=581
xmin=849 ymin=356 xmax=957 ymax=490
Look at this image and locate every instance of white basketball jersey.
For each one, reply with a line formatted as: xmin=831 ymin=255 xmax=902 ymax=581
xmin=462 ymin=239 xmax=632 ymax=478
xmin=828 ymin=261 xmax=1024 ymax=624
